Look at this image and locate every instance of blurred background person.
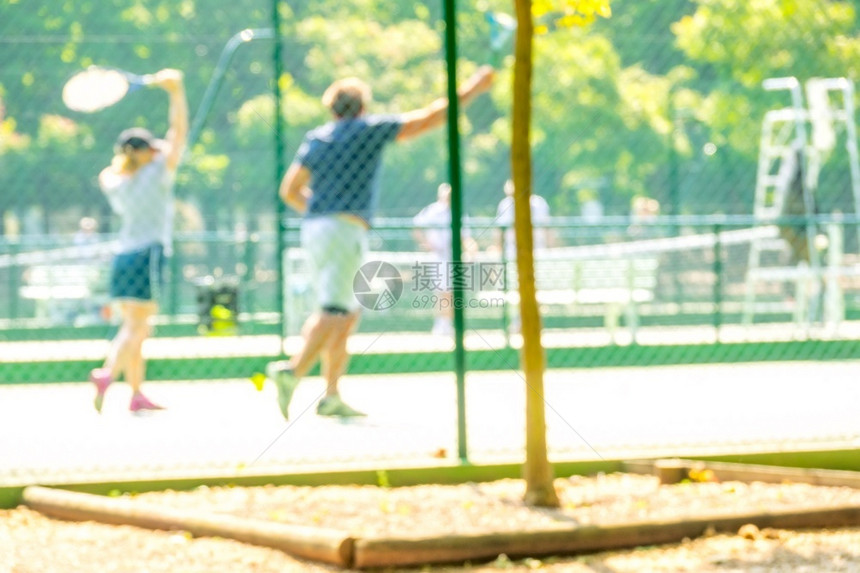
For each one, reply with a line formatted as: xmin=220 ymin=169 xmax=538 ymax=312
xmin=413 ymin=182 xmax=478 ymax=336
xmin=73 ymin=216 xmax=99 ymax=246
xmin=491 ymin=179 xmax=556 ymax=334
xmin=578 ymin=188 xmax=604 ymax=224
xmin=493 ymin=178 xmax=556 ymax=261
xmin=628 ymin=195 xmax=661 ymax=239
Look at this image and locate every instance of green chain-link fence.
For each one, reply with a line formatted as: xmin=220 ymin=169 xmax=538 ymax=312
xmin=2 ymin=1 xmax=860 ymax=471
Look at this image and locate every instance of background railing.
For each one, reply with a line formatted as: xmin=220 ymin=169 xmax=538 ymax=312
xmin=4 ymin=214 xmax=860 ymax=343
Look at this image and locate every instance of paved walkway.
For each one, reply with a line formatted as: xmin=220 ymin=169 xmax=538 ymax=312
xmin=2 ymin=361 xmax=858 ymax=485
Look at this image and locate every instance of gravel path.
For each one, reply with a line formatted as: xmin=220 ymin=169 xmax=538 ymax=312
xmin=4 ymin=473 xmax=860 ymax=572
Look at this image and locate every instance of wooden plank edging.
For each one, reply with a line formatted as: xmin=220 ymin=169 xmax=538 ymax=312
xmin=352 ymin=504 xmax=860 ymax=569
xmin=649 ymin=458 xmax=860 ymax=487
xmin=21 ymin=457 xmax=860 ymax=571
xmin=22 ymin=485 xmax=354 ymax=568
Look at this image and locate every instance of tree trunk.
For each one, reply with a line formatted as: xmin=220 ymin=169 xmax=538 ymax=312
xmin=513 ymin=0 xmax=559 ymax=508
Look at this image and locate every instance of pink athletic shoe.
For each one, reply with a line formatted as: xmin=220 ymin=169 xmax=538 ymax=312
xmin=90 ymin=368 xmax=112 ymax=413
xmin=129 ymin=392 xmax=165 ymax=413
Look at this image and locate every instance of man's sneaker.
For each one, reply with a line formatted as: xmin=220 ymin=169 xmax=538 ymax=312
xmin=89 ymin=368 xmax=112 ymax=413
xmin=266 ymin=361 xmax=299 ymax=420
xmin=316 ymin=395 xmax=366 ymax=417
xmin=129 ymin=392 xmax=165 ymax=413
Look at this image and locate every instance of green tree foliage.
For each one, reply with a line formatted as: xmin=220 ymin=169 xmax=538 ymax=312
xmin=675 ymin=0 xmax=860 ymax=84
xmin=673 ymin=0 xmax=860 ymax=213
xmin=674 ymin=0 xmax=860 ymax=152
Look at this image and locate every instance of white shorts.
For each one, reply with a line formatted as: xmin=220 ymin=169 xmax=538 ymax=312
xmin=301 ymin=215 xmax=368 ymax=312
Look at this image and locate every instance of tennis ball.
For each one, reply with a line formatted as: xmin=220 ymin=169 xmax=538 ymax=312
xmin=250 ymin=372 xmax=266 ymax=391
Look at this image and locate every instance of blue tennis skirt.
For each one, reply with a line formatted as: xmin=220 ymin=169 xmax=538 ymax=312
xmin=110 ymin=243 xmax=165 ymax=302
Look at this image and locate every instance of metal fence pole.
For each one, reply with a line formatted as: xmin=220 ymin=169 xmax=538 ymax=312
xmin=443 ymin=0 xmax=469 ymax=464
xmin=501 ymin=230 xmax=510 ymax=348
xmin=169 ymin=238 xmax=181 ymax=316
xmin=243 ymin=233 xmax=257 ymax=316
xmin=8 ymin=240 xmax=20 ymax=320
xmin=187 ymin=28 xmax=276 ymax=150
xmin=271 ymin=2 xmax=287 ymax=349
xmin=713 ymin=223 xmax=723 ymax=333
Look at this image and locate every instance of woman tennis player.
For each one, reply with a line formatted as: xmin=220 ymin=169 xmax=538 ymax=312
xmin=89 ymin=68 xmax=188 ymax=413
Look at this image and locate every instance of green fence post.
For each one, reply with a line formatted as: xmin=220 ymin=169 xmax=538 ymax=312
xmin=187 ymin=28 xmax=275 ymax=150
xmin=713 ymin=223 xmax=723 ymax=333
xmin=243 ymin=233 xmax=257 ymax=318
xmin=501 ymin=226 xmax=510 ymax=348
xmin=443 ymin=0 xmax=469 ymax=464
xmin=271 ymin=1 xmax=287 ymax=350
xmin=169 ymin=237 xmax=181 ymax=317
xmin=668 ymin=93 xmax=680 ymax=238
xmin=8 ymin=240 xmax=20 ymax=320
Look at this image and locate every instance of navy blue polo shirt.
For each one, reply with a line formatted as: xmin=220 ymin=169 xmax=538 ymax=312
xmin=295 ymin=114 xmax=403 ymax=223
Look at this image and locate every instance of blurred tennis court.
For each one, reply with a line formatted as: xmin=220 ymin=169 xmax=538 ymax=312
xmin=2 ymin=360 xmax=858 ymax=485
xmin=3 ymin=2 xmax=860 ymax=489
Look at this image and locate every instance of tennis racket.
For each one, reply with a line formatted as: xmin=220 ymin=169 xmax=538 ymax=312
xmin=62 ymin=66 xmax=156 ymax=113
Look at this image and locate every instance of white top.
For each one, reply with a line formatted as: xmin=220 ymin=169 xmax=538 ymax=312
xmin=496 ymin=194 xmax=551 ymax=258
xmin=580 ymin=199 xmax=604 ymax=223
xmin=100 ymin=154 xmax=175 ymax=256
xmin=413 ymin=200 xmax=453 ymax=261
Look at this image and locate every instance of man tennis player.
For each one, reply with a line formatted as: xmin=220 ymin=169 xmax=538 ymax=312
xmin=89 ymin=69 xmax=188 ymax=413
xmin=267 ymin=66 xmax=494 ymax=419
